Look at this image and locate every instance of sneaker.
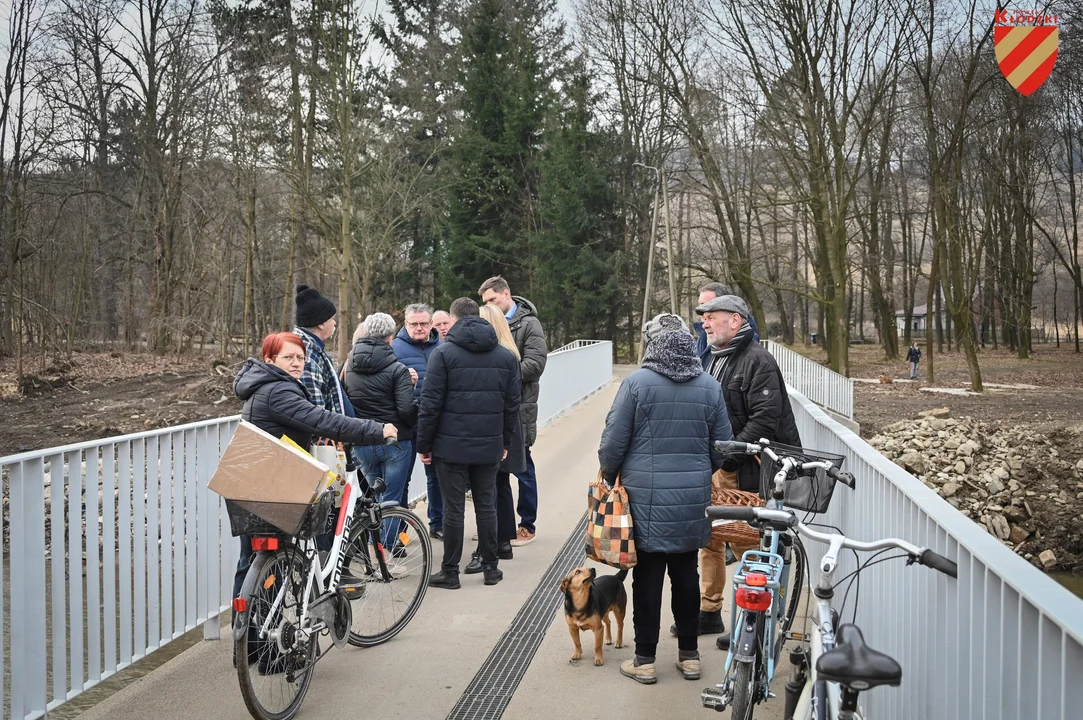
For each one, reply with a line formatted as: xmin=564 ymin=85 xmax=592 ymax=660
xmin=510 ymin=527 xmax=535 ymax=547
xmin=464 ymin=551 xmax=484 ymax=575
xmin=483 ymin=564 xmax=503 ymax=586
xmin=676 ymin=657 xmax=701 ymax=680
xmin=428 ymin=571 xmax=460 ymax=589
xmin=619 ymin=657 xmax=657 ymax=685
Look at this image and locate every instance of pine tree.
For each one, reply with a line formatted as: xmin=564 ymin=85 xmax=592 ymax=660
xmin=443 ymin=0 xmax=566 ymax=301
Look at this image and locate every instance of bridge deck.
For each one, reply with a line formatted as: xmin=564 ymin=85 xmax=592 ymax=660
xmin=77 ymin=374 xmax=789 ymax=720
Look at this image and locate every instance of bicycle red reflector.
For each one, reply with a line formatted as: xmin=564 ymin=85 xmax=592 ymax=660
xmin=745 ymin=573 xmax=768 ymax=587
xmin=736 ymin=588 xmax=772 ymax=611
xmin=250 ymin=537 xmax=279 ymax=552
xmin=232 ymin=598 xmax=247 ymax=613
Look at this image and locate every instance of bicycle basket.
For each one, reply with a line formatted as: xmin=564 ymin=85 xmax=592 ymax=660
xmin=225 ymin=490 xmax=336 ymax=540
xmin=759 ymin=442 xmax=845 ymax=514
xmin=710 ymin=488 xmax=764 ymax=546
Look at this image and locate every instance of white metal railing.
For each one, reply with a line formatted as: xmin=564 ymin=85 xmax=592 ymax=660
xmin=1 ymin=417 xmax=240 ymax=720
xmin=789 ymin=389 xmax=1083 ymax=720
xmin=766 ymin=341 xmax=854 ymax=418
xmin=1 ymin=340 xmax=615 ymax=719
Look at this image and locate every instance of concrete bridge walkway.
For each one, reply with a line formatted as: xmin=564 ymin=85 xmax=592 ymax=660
xmin=77 ymin=371 xmax=788 ymax=720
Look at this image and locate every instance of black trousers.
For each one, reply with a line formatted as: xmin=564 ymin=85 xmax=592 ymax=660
xmin=631 ymin=549 xmax=700 ymax=659
xmin=435 ymin=459 xmax=500 ymax=573
xmin=496 ymin=471 xmax=517 ymax=543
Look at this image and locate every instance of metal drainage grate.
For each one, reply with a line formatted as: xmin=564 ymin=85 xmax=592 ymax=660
xmin=446 ymin=513 xmax=590 ymax=720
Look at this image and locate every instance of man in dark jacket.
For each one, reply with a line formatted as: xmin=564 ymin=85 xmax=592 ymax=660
xmin=417 ymin=298 xmax=522 ymax=589
xmin=698 ymin=294 xmax=801 ymax=649
xmin=392 ymin=302 xmax=445 ymax=538
xmin=693 ymin=282 xmax=760 ymax=369
xmin=598 ymin=325 xmax=732 ymax=684
xmin=906 ymin=342 xmax=922 ymax=380
xmin=479 ymin=276 xmax=547 ymax=546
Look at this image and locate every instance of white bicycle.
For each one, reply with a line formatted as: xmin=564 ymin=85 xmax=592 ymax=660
xmin=230 ymin=441 xmax=432 ymax=720
xmin=702 ymin=504 xmax=957 ymax=720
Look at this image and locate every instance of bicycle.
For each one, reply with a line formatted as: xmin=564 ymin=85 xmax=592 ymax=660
xmin=703 ymin=439 xmax=855 ymax=720
xmin=229 ymin=440 xmax=432 ymax=720
xmin=702 ymin=502 xmax=958 ymax=719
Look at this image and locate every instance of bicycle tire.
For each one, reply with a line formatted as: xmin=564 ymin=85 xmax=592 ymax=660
xmin=774 ymin=535 xmax=807 ymax=665
xmin=730 ymin=659 xmax=757 ymax=720
xmin=236 ymin=548 xmax=317 ymax=720
xmin=344 ymin=506 xmax=431 ymax=647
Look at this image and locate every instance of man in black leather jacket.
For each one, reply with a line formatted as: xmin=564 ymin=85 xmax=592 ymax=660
xmin=697 ymin=295 xmax=801 ymax=647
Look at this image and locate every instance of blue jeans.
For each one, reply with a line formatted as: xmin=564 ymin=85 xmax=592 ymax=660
xmin=358 ymin=439 xmax=413 ymax=546
xmin=515 ymin=447 xmax=538 ymax=534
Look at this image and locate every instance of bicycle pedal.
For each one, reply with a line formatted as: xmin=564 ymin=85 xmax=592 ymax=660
xmin=701 ymin=687 xmax=728 ymax=712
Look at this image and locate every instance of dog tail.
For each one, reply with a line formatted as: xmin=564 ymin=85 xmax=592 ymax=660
xmin=615 ymin=568 xmax=629 ymax=583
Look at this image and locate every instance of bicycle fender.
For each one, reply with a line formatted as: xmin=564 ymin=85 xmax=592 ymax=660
xmin=734 ymin=611 xmax=761 ymax=663
xmin=233 ymin=550 xmax=274 ymax=643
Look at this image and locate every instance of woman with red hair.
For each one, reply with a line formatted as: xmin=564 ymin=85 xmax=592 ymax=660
xmin=231 ymin=332 xmax=396 ymax=597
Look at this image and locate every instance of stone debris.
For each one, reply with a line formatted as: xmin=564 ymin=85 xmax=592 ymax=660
xmin=870 ymin=416 xmax=1083 ymax=572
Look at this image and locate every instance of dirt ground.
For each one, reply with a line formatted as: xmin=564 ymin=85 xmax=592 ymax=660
xmin=791 ymin=344 xmax=1083 ymax=438
xmin=0 ymin=351 xmax=243 ymax=456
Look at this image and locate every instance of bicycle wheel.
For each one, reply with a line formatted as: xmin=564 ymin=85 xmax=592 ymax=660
xmin=730 ymin=659 xmax=757 ymax=720
xmin=236 ymin=548 xmax=318 ymax=720
xmin=343 ymin=506 xmax=431 ymax=646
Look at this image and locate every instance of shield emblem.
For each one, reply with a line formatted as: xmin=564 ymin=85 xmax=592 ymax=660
xmin=994 ymin=24 xmax=1059 ymax=96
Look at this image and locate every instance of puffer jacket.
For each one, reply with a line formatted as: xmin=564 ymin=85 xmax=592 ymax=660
xmin=507 ymin=296 xmax=547 ymax=446
xmin=597 ymin=368 xmax=732 ymax=554
xmin=416 ymin=316 xmax=522 ymax=465
xmin=391 ymin=327 xmax=441 ymax=399
xmin=343 ymin=338 xmax=418 ymax=440
xmin=234 ymin=359 xmax=385 ymax=450
xmin=713 ymin=332 xmax=802 ymax=492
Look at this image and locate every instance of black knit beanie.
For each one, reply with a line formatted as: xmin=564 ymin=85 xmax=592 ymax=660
xmin=295 ymin=284 xmax=337 ymax=327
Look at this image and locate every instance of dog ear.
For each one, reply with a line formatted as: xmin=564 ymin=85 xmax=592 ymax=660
xmin=560 ymin=577 xmax=570 ymax=593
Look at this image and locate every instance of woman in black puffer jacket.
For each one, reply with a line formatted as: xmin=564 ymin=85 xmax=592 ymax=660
xmin=343 ymin=313 xmax=418 ymax=510
xmin=231 ymin=331 xmax=395 ymax=598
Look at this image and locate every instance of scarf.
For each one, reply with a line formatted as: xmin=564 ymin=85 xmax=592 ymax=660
xmin=708 ymin=321 xmax=753 ymax=382
xmin=643 ymin=330 xmax=702 ymax=382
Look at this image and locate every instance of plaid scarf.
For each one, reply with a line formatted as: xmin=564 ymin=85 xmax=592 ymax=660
xmin=708 ymin=321 xmax=753 ymax=382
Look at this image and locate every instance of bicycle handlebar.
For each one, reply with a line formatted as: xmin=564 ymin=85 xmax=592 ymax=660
xmin=713 ymin=440 xmax=763 ymax=455
xmin=705 ymin=505 xmax=957 ymax=578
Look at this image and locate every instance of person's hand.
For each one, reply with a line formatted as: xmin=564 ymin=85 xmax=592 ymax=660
xmin=420 ymin=452 xmax=432 ymax=465
xmin=382 ymin=423 xmax=398 ymax=439
xmin=502 ymin=449 xmax=508 ymax=461
xmin=408 ymin=368 xmax=418 ymax=385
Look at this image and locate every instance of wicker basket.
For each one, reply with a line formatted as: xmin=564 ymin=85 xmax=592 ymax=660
xmin=710 ymin=488 xmax=764 ymax=546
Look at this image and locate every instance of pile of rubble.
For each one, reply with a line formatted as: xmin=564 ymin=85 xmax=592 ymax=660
xmin=869 ymin=409 xmax=1083 ymax=572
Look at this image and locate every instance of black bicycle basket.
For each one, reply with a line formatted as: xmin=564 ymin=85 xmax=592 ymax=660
xmin=759 ymin=442 xmax=846 ymax=514
xmin=225 ymin=490 xmax=336 ymax=540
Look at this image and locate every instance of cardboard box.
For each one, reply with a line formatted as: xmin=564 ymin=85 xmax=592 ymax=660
xmin=209 ymin=420 xmax=330 ymax=505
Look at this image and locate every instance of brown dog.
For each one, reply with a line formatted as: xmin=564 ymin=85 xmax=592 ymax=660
xmin=560 ymin=566 xmax=628 ymax=666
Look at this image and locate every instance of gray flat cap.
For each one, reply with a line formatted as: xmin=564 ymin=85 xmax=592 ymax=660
xmin=695 ymin=294 xmax=749 ymax=317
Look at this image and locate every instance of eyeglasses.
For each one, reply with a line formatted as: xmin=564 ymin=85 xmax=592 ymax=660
xmin=406 ymin=321 xmax=431 ymax=329
xmin=275 ymin=353 xmax=306 ymax=363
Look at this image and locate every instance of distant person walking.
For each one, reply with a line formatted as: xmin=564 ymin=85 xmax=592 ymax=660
xmin=907 ymin=343 xmax=922 ymax=380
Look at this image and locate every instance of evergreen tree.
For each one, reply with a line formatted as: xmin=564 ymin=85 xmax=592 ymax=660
xmin=444 ymin=0 xmax=566 ymax=301
xmin=532 ymin=60 xmax=625 ymax=344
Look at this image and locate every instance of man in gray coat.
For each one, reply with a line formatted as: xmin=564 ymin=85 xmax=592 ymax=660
xmin=598 ymin=319 xmax=732 ymax=685
xmin=479 ymin=276 xmax=547 ymax=546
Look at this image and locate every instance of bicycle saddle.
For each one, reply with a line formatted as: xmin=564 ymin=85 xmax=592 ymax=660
xmin=815 ymin=624 xmax=902 ymax=691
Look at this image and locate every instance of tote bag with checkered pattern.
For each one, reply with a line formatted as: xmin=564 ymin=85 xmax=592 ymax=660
xmin=585 ymin=470 xmax=637 ymax=569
